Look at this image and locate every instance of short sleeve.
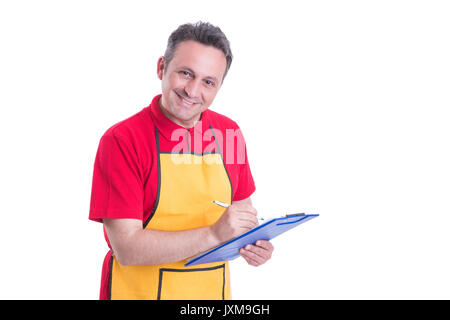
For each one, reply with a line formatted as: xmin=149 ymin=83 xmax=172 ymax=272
xmin=89 ymin=132 xmax=144 ymax=223
xmin=231 ymin=127 xmax=256 ymax=201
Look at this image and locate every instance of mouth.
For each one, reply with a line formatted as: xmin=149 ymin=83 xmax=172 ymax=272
xmin=175 ymin=91 xmax=200 ymax=108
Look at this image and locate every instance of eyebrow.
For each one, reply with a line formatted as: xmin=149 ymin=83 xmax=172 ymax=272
xmin=180 ymin=66 xmax=219 ymax=83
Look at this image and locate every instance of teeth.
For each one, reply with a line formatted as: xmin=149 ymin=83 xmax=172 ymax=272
xmin=183 ymin=98 xmax=194 ymax=105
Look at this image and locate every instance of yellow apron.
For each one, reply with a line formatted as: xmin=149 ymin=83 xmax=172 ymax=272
xmin=109 ymin=127 xmax=232 ymax=300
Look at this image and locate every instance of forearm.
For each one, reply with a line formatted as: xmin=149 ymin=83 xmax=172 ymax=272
xmin=104 ymin=219 xmax=220 ymax=266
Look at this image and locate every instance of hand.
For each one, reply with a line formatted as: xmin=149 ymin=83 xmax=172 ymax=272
xmin=210 ymin=203 xmax=259 ymax=244
xmin=239 ymin=240 xmax=274 ymax=267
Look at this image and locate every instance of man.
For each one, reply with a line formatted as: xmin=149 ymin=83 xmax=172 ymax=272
xmin=89 ymin=21 xmax=274 ymax=300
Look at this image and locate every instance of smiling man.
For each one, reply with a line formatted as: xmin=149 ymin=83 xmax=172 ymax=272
xmin=89 ymin=21 xmax=274 ymax=300
xmin=159 ymin=40 xmax=224 ymax=128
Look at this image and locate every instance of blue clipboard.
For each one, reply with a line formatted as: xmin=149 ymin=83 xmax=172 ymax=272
xmin=185 ymin=213 xmax=319 ymax=267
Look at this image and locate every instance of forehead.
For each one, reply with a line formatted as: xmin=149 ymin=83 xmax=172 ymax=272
xmin=169 ymin=40 xmax=227 ymax=81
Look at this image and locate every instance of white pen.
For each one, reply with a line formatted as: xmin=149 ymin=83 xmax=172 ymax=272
xmin=213 ymin=200 xmax=229 ymax=208
xmin=213 ymin=200 xmax=266 ymax=221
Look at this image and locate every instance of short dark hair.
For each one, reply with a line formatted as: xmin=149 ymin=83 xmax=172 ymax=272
xmin=163 ymin=21 xmax=233 ymax=81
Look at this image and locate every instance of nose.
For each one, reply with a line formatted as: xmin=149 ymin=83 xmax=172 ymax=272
xmin=184 ymin=79 xmax=201 ymax=100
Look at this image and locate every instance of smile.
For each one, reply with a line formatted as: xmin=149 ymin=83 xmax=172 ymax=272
xmin=175 ymin=91 xmax=199 ymax=107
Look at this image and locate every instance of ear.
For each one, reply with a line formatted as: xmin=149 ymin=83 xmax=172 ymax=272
xmin=157 ymin=56 xmax=165 ymax=80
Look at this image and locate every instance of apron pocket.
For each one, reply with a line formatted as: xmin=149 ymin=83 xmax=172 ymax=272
xmin=157 ymin=264 xmax=226 ymax=300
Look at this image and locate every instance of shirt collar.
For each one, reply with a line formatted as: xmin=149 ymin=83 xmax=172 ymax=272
xmin=149 ymin=94 xmax=209 ymax=141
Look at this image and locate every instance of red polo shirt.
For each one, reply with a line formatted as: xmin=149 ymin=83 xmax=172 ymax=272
xmin=88 ymin=94 xmax=256 ymax=299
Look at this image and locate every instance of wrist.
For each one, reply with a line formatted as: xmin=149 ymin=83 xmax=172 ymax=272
xmin=206 ymin=225 xmax=221 ymax=248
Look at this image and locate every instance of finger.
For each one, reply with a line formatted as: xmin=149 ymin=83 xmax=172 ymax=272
xmin=240 ymin=248 xmax=261 ymax=266
xmin=242 ymin=254 xmax=259 ymax=266
xmin=235 ymin=217 xmax=258 ymax=230
xmin=240 ymin=246 xmax=267 ymax=264
xmin=244 ymin=244 xmax=271 ymax=260
xmin=237 ymin=213 xmax=259 ymax=224
xmin=234 ymin=205 xmax=257 ymax=216
xmin=238 ymin=226 xmax=255 ymax=236
xmin=254 ymin=240 xmax=274 ymax=252
xmin=239 ymin=220 xmax=259 ymax=231
xmin=236 ymin=213 xmax=258 ymax=222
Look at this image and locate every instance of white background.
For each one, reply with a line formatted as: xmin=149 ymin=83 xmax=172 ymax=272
xmin=0 ymin=0 xmax=449 ymax=299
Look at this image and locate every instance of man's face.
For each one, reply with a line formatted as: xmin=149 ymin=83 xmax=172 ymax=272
xmin=157 ymin=40 xmax=227 ymax=128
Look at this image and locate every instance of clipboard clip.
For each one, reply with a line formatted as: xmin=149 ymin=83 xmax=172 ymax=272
xmin=277 ymin=213 xmax=308 ymax=226
xmin=285 ymin=213 xmax=305 ymax=217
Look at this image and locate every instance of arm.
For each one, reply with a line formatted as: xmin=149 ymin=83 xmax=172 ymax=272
xmin=104 ymin=198 xmax=259 ymax=266
xmin=104 ymin=218 xmax=218 ymax=266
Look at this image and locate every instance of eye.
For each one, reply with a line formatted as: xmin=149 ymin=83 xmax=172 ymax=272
xmin=180 ymin=70 xmax=192 ymax=78
xmin=205 ymin=79 xmax=215 ymax=87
